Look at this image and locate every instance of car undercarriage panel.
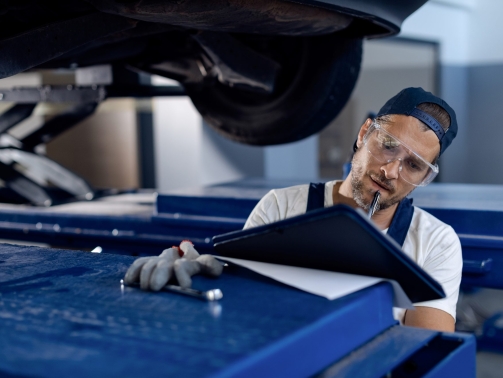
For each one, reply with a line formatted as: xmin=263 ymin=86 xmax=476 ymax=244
xmin=0 ymin=1 xmax=428 ymax=154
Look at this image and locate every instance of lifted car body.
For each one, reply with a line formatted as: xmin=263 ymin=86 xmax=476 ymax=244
xmin=0 ymin=0 xmax=427 ymax=142
xmin=0 ymin=0 xmax=427 ymax=205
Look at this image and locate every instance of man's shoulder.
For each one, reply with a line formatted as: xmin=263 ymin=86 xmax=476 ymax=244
xmin=412 ymin=206 xmax=449 ymax=226
xmin=265 ymin=183 xmax=310 ymax=208
xmin=267 ymin=181 xmax=336 ymax=206
xmin=243 ymin=183 xmax=312 ymax=228
xmin=411 ymin=205 xmax=458 ymax=240
xmin=269 ymin=183 xmax=310 ymax=196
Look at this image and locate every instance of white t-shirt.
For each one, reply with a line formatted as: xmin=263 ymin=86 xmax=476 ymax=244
xmin=243 ymin=181 xmax=462 ymax=323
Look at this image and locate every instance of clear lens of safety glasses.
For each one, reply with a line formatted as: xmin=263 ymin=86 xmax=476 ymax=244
xmin=363 ymin=122 xmax=439 ymax=187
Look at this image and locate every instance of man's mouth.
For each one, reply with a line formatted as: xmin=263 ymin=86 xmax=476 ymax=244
xmin=370 ymin=176 xmax=393 ymax=192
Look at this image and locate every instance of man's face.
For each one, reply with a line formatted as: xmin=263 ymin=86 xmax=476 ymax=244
xmin=351 ymin=115 xmax=440 ymax=211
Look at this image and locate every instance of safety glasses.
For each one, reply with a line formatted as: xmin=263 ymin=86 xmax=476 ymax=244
xmin=362 ymin=122 xmax=439 ymax=187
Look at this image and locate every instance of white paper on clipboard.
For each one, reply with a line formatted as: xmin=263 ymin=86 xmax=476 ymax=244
xmin=216 ymin=256 xmax=413 ymax=309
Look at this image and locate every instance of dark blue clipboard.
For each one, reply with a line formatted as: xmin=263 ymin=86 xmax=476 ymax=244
xmin=213 ymin=204 xmax=445 ymax=304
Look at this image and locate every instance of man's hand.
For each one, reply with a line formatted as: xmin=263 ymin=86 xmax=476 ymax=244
xmin=123 ymin=241 xmax=223 ymax=290
xmin=124 ymin=247 xmax=182 ymax=291
xmin=404 ymin=307 xmax=455 ymax=332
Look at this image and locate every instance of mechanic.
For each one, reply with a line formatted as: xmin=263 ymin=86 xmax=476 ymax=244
xmin=244 ymin=87 xmax=461 ymax=332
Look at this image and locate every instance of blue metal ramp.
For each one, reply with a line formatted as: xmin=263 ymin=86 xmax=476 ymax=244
xmin=0 ymin=244 xmax=475 ymax=377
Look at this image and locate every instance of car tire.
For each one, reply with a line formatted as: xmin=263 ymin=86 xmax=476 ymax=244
xmin=185 ymin=33 xmax=362 ymax=145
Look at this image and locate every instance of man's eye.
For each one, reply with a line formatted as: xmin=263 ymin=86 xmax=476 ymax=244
xmin=381 ymin=140 xmax=398 ymax=150
xmin=406 ymin=159 xmax=424 ymax=171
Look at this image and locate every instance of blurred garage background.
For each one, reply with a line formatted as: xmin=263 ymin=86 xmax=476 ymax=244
xmin=0 ymin=0 xmax=502 ymax=376
xmin=3 ymin=0 xmax=492 ymax=192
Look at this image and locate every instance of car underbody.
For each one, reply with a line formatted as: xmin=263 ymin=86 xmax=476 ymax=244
xmin=0 ymin=0 xmax=427 ymax=205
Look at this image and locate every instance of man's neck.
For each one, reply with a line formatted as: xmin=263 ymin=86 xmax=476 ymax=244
xmin=336 ymin=178 xmax=398 ymax=230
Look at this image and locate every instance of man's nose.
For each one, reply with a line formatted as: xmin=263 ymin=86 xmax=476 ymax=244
xmin=380 ymin=159 xmax=401 ymax=180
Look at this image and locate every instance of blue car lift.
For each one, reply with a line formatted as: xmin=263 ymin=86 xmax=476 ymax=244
xmin=411 ymin=183 xmax=503 ymax=290
xmin=410 ymin=184 xmax=503 ymax=353
xmin=0 ymin=243 xmax=475 ymax=377
xmin=0 ymin=180 xmax=502 ymax=293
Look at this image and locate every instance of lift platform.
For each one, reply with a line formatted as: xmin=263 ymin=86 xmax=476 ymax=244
xmin=0 ymin=180 xmax=501 ymax=291
xmin=0 ymin=243 xmax=475 ymax=377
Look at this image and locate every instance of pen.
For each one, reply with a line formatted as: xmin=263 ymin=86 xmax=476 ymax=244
xmin=367 ymin=191 xmax=381 ymax=219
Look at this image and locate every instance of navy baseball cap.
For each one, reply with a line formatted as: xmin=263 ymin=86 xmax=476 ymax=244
xmin=376 ymin=87 xmax=457 ymax=156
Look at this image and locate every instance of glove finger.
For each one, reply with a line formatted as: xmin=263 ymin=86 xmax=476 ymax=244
xmin=196 ymin=255 xmax=224 ymax=277
xmin=150 ymin=259 xmax=174 ymax=291
xmin=124 ymin=257 xmax=151 ymax=285
xmin=179 ymin=241 xmax=200 ymax=261
xmin=139 ymin=258 xmax=160 ymax=290
xmin=174 ymin=259 xmax=201 ymax=288
xmin=159 ymin=247 xmax=181 ymax=263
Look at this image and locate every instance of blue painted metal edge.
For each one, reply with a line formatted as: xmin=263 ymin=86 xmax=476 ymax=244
xmin=315 ymin=326 xmax=439 ymax=378
xmin=423 ymin=333 xmax=476 ymax=378
xmin=212 ymin=283 xmax=397 ymax=378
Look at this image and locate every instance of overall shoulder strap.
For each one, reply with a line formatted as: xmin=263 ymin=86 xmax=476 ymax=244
xmin=307 ymin=182 xmax=414 ymax=247
xmin=387 ymin=198 xmax=414 ymax=247
xmin=306 ymin=182 xmax=326 ymax=212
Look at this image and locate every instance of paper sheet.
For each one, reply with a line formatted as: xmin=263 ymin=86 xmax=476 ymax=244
xmin=216 ymin=256 xmax=413 ymax=309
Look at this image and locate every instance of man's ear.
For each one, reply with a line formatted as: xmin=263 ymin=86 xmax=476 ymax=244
xmin=356 ymin=118 xmax=373 ymax=149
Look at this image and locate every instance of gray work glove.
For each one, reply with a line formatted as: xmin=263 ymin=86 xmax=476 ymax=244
xmin=174 ymin=241 xmax=223 ymax=288
xmin=123 ymin=246 xmax=183 ymax=291
xmin=123 ymin=241 xmax=223 ymax=291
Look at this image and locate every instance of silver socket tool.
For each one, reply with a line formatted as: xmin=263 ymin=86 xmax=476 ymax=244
xmin=121 ymin=279 xmax=223 ymax=301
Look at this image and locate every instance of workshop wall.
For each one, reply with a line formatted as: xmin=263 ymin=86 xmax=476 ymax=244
xmin=465 ymin=65 xmax=503 ymax=183
xmin=463 ymin=0 xmax=503 ymax=184
xmin=152 ymin=78 xmax=318 ymax=192
xmin=153 ymin=94 xmax=268 ymax=191
xmin=264 ymin=136 xmax=318 ymax=181
xmin=45 ymin=99 xmax=140 ymax=189
xmin=201 ymin=122 xmax=265 ymax=185
xmin=401 ymin=0 xmax=471 ymax=183
xmin=401 ymin=0 xmax=503 ymax=184
xmin=153 ymin=96 xmax=203 ymax=191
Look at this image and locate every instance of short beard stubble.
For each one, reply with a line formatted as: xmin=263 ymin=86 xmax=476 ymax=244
xmin=350 ymin=149 xmax=411 ymax=212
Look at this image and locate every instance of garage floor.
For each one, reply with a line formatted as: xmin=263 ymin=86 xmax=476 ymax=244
xmin=457 ymin=288 xmax=503 ymax=377
xmin=477 ymin=352 xmax=503 ymax=378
